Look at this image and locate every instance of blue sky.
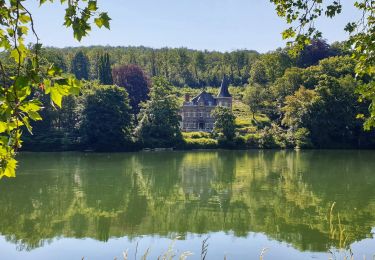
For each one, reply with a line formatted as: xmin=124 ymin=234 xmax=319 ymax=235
xmin=25 ymin=0 xmax=360 ymax=53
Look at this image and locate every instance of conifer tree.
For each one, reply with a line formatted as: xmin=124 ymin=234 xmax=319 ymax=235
xmin=71 ymin=51 xmax=90 ymax=80
xmin=98 ymin=53 xmax=113 ymax=85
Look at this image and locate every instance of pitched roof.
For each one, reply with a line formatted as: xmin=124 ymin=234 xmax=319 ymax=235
xmin=191 ymin=91 xmax=217 ymax=106
xmin=217 ymin=76 xmax=231 ymax=98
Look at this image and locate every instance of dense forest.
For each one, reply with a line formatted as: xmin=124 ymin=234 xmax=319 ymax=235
xmin=37 ymin=40 xmax=348 ymax=88
xmin=2 ymin=39 xmax=372 ymax=151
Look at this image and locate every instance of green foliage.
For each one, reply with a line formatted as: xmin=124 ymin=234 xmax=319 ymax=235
xmin=293 ymin=127 xmax=313 ymax=149
xmin=358 ymin=81 xmax=375 ymax=130
xmin=22 ymin=93 xmax=81 ymax=151
xmin=243 ymin=83 xmax=266 ymax=119
xmin=182 ymin=132 xmax=211 ymax=139
xmin=260 ymin=51 xmax=293 ymax=83
xmin=135 ymin=77 xmax=182 ymax=148
xmin=281 ymin=75 xmax=371 ymax=148
xmin=22 ymin=129 xmax=80 ymax=152
xmin=98 ymin=52 xmax=112 ymax=85
xmin=257 ymin=129 xmax=277 ymax=149
xmin=80 ymin=85 xmax=133 ymax=151
xmin=282 ymin=86 xmax=320 ymax=129
xmin=192 ymin=52 xmax=206 ymax=86
xmin=249 ymin=61 xmax=268 ymax=85
xmin=270 ymin=67 xmax=304 ymax=100
xmin=270 ymin=0 xmax=374 ymax=128
xmin=217 ymin=136 xmax=247 ymax=149
xmin=307 ymin=76 xmax=365 ymax=147
xmin=212 ymin=106 xmax=236 ymax=141
xmin=17 ymin=50 xmax=375 ymax=152
xmin=0 ymin=0 xmax=110 ymax=178
xmin=33 ymin=46 xmax=261 ymax=89
xmin=181 ymin=137 xmax=218 ymax=149
xmin=71 ymin=51 xmax=89 ymax=80
xmin=1 ymin=2 xmax=373 ymax=160
xmin=63 ymin=1 xmax=111 ymax=41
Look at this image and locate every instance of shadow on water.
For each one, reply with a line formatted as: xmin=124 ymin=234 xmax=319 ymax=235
xmin=0 ymin=150 xmax=374 ymax=253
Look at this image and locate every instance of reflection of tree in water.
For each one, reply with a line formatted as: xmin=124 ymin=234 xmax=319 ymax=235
xmin=96 ymin=216 xmax=111 ymax=242
xmin=122 ymin=173 xmax=148 ymax=228
xmin=0 ymin=153 xmax=78 ymax=250
xmin=70 ymin=213 xmax=88 ymax=238
xmin=0 ymin=151 xmax=375 ymax=252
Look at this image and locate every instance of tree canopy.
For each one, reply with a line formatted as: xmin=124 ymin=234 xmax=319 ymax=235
xmin=270 ymin=0 xmax=374 ymax=127
xmin=80 ymin=85 xmax=133 ymax=151
xmin=135 ymin=77 xmax=182 ymax=148
xmin=112 ymin=64 xmax=151 ymax=119
xmin=212 ymin=107 xmax=236 ymax=141
xmin=0 ymin=0 xmax=110 ymax=178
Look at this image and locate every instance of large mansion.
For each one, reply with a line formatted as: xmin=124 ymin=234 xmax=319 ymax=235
xmin=180 ymin=77 xmax=232 ymax=132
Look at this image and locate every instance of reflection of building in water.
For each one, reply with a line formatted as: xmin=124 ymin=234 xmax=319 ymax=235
xmin=179 ymin=153 xmax=219 ymax=198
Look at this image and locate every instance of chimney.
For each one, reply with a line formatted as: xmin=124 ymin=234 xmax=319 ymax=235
xmin=185 ymin=94 xmax=190 ymax=102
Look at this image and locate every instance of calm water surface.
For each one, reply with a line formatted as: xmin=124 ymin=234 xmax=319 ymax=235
xmin=0 ymin=150 xmax=375 ymax=259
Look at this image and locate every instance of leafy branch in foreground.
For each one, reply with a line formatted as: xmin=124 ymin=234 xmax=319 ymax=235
xmin=0 ymin=0 xmax=110 ymax=178
xmin=270 ymin=0 xmax=374 ymax=128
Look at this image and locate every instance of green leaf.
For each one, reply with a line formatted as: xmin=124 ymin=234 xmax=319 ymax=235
xmin=2 ymin=158 xmax=17 ymax=179
xmin=94 ymin=17 xmax=103 ymax=28
xmin=0 ymin=122 xmax=7 ymax=133
xmin=95 ymin=12 xmax=111 ymax=29
xmin=20 ymin=116 xmax=32 ymax=133
xmin=47 ymin=65 xmax=63 ymax=76
xmin=20 ymin=100 xmax=43 ymax=113
xmin=281 ymin=27 xmax=296 ymax=39
xmin=88 ymin=1 xmax=98 ymax=11
xmin=50 ymin=87 xmax=63 ymax=108
xmin=19 ymin=14 xmax=31 ymax=24
xmin=15 ymin=76 xmax=30 ymax=90
xmin=28 ymin=111 xmax=43 ymax=121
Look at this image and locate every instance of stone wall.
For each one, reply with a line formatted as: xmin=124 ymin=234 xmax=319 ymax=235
xmin=180 ymin=104 xmax=216 ymax=132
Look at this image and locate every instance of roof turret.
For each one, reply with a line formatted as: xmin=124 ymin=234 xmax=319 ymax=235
xmin=217 ymin=76 xmax=231 ymax=98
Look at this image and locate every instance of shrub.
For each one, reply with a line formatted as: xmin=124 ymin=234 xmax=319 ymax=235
xmin=179 ymin=137 xmax=218 ymax=149
xmin=234 ymin=136 xmax=246 ymax=146
xmin=182 ymin=132 xmax=211 ymax=139
xmin=257 ymin=129 xmax=278 ymax=148
xmin=217 ymin=136 xmax=247 ymax=149
xmin=294 ymin=127 xmax=313 ymax=148
xmin=22 ymin=130 xmax=80 ymax=151
xmin=244 ymin=133 xmax=261 ymax=148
